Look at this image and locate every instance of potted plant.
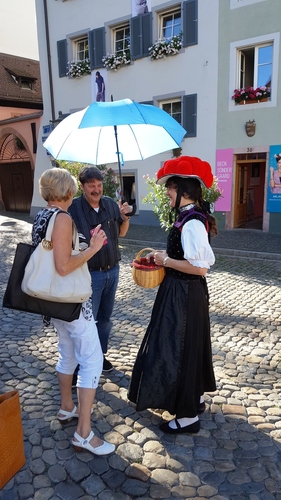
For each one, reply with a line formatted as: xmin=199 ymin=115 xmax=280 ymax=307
xmin=142 ymin=174 xmax=222 ymax=231
xmin=102 ymin=48 xmax=131 ymax=71
xmin=66 ymin=59 xmax=91 ymax=78
xmin=149 ymin=33 xmax=182 ymax=61
xmin=232 ymin=86 xmax=271 ymax=104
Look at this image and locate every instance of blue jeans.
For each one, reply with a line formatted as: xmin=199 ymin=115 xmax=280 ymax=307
xmin=90 ymin=265 xmax=119 ymax=354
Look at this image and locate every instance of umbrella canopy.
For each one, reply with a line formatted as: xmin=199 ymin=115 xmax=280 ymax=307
xmin=43 ymin=98 xmax=186 ymax=165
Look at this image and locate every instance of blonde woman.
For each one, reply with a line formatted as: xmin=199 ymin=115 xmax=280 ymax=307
xmin=32 ymin=168 xmax=115 ymax=455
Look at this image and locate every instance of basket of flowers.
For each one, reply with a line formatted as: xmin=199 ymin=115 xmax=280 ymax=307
xmin=131 ymin=248 xmax=165 ymax=289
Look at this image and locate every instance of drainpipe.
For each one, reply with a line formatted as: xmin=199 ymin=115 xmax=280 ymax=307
xmin=43 ymin=0 xmax=55 ymax=121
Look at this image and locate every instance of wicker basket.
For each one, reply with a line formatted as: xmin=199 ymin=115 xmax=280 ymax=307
xmin=131 ymin=247 xmax=165 ymax=289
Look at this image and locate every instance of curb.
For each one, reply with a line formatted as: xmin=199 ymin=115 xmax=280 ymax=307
xmin=213 ymin=247 xmax=281 ymax=261
xmin=122 ymin=239 xmax=281 ymax=261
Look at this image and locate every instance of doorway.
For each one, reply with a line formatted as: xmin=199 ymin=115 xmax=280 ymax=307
xmin=234 ymin=153 xmax=266 ymax=229
xmin=0 ymin=134 xmax=33 ymax=213
xmin=0 ymin=162 xmax=33 ymax=212
xmin=116 ymin=173 xmax=136 ymax=205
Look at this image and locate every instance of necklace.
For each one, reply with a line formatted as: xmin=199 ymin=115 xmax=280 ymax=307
xmin=46 ymin=204 xmax=63 ymax=209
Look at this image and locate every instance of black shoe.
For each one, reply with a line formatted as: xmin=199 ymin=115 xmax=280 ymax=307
xmin=103 ymin=357 xmax=113 ymax=372
xmin=159 ymin=418 xmax=200 ymax=434
xmin=198 ymin=402 xmax=206 ymax=414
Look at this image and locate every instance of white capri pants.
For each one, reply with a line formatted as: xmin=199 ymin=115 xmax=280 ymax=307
xmin=52 ymin=310 xmax=103 ymax=389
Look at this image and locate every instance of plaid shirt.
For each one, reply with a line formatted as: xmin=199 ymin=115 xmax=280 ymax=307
xmin=68 ymin=195 xmax=123 ymax=270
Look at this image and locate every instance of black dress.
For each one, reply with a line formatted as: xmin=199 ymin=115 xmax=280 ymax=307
xmin=128 ymin=211 xmax=216 ymax=418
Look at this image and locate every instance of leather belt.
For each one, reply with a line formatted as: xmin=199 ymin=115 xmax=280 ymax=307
xmin=89 ymin=264 xmax=116 ymax=272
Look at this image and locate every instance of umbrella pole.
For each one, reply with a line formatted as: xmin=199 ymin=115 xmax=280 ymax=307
xmin=113 ymin=123 xmax=124 ymax=201
xmin=111 ymin=95 xmax=136 ymax=216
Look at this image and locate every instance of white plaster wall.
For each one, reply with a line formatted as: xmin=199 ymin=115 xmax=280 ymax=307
xmin=32 ymin=0 xmax=219 ymax=215
xmin=0 ymin=0 xmax=39 ymax=60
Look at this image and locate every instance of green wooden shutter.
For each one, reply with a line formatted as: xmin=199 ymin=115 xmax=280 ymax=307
xmin=57 ymin=39 xmax=68 ymax=77
xmin=182 ymin=0 xmax=198 ymax=48
xmin=131 ymin=12 xmax=152 ymax=60
xmin=183 ymin=94 xmax=197 ymax=137
xmin=89 ymin=27 xmax=105 ymax=70
xmin=131 ymin=16 xmax=142 ymax=60
xmin=141 ymin=12 xmax=152 ymax=57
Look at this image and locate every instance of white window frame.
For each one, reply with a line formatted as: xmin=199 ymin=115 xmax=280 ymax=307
xmin=114 ymin=23 xmax=130 ymax=56
xmin=159 ymin=98 xmax=182 ymax=125
xmin=159 ymin=5 xmax=181 ymax=41
xmin=66 ymin=29 xmax=90 ymax=63
xmin=238 ymin=42 xmax=272 ymax=89
xmin=229 ymin=32 xmax=280 ymax=110
xmin=230 ymin=0 xmax=266 ymax=9
xmin=74 ymin=36 xmax=89 ymax=61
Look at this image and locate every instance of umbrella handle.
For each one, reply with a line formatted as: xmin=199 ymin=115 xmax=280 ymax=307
xmin=126 ymin=202 xmax=137 ymax=217
xmin=121 ymin=198 xmax=137 ymax=217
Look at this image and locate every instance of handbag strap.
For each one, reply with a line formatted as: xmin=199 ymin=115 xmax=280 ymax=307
xmin=45 ymin=210 xmax=79 ymax=251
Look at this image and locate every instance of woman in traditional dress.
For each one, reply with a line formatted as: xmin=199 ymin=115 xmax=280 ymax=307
xmin=128 ymin=156 xmax=217 ymax=434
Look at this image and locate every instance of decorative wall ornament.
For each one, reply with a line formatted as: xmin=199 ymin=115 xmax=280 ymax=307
xmin=245 ymin=119 xmax=256 ymax=137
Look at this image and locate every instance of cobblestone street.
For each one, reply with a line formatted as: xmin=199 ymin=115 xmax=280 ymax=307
xmin=1 ymin=215 xmax=281 ymax=499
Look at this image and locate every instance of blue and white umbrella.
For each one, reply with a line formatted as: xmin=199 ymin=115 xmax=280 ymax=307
xmin=43 ymin=98 xmax=186 ymax=212
xmin=44 ymin=98 xmax=186 ymax=165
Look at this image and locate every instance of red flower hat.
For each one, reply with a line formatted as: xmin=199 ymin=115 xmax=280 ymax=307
xmin=156 ymin=156 xmax=213 ymax=188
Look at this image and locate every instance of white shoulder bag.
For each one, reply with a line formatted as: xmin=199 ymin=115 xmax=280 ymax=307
xmin=22 ymin=211 xmax=92 ymax=303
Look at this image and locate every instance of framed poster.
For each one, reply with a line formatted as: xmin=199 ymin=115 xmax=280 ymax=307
xmin=132 ymin=0 xmax=151 ymax=16
xmin=215 ymin=149 xmax=233 ymax=212
xmin=267 ymin=145 xmax=281 ymax=213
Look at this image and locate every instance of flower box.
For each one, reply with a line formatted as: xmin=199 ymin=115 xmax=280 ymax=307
xmin=239 ymin=97 xmax=268 ymax=105
xmin=67 ymin=59 xmax=91 ymax=78
xmin=102 ymin=50 xmax=131 ymax=71
xmin=232 ymin=86 xmax=270 ymax=104
xmin=149 ymin=34 xmax=182 ymax=60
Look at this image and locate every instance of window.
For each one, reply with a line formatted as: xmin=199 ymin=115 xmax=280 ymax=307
xmin=161 ymin=99 xmax=181 ymax=124
xmin=159 ymin=94 xmax=197 ymax=138
xmin=8 ymin=71 xmax=34 ymax=90
xmin=115 ymin=24 xmax=130 ymax=56
xmin=230 ymin=0 xmax=266 ymax=8
xmin=230 ymin=32 xmax=280 ymax=108
xmin=155 ymin=1 xmax=198 ymax=48
xmin=20 ymin=78 xmax=33 ymax=90
xmin=74 ymin=36 xmax=89 ymax=61
xmin=238 ymin=43 xmax=272 ymax=89
xmin=160 ymin=8 xmax=181 ymax=40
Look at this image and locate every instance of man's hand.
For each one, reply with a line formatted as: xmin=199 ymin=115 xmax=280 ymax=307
xmin=118 ymin=201 xmax=131 ymax=220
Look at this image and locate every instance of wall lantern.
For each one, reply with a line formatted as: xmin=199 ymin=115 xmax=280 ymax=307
xmin=245 ymin=119 xmax=256 ymax=137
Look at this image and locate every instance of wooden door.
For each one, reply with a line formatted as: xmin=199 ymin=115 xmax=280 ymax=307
xmin=0 ymin=162 xmax=33 ymax=212
xmin=234 ymin=163 xmax=248 ymax=227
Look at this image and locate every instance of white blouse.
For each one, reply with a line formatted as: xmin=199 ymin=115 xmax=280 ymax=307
xmin=181 ymin=219 xmax=215 ymax=269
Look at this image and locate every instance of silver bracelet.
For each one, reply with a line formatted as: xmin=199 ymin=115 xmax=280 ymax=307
xmin=163 ymin=256 xmax=169 ymax=267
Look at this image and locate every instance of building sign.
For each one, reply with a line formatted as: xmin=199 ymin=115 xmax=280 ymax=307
xmin=215 ymin=149 xmax=233 ymax=212
xmin=267 ymin=145 xmax=281 ymax=213
xmin=42 ymin=124 xmax=54 ymax=155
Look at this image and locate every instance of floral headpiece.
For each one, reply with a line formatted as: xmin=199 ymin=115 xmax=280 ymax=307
xmin=156 ymin=156 xmax=213 ymax=189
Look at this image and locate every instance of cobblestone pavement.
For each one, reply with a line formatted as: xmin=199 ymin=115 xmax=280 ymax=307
xmin=1 ymin=214 xmax=281 ymax=500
